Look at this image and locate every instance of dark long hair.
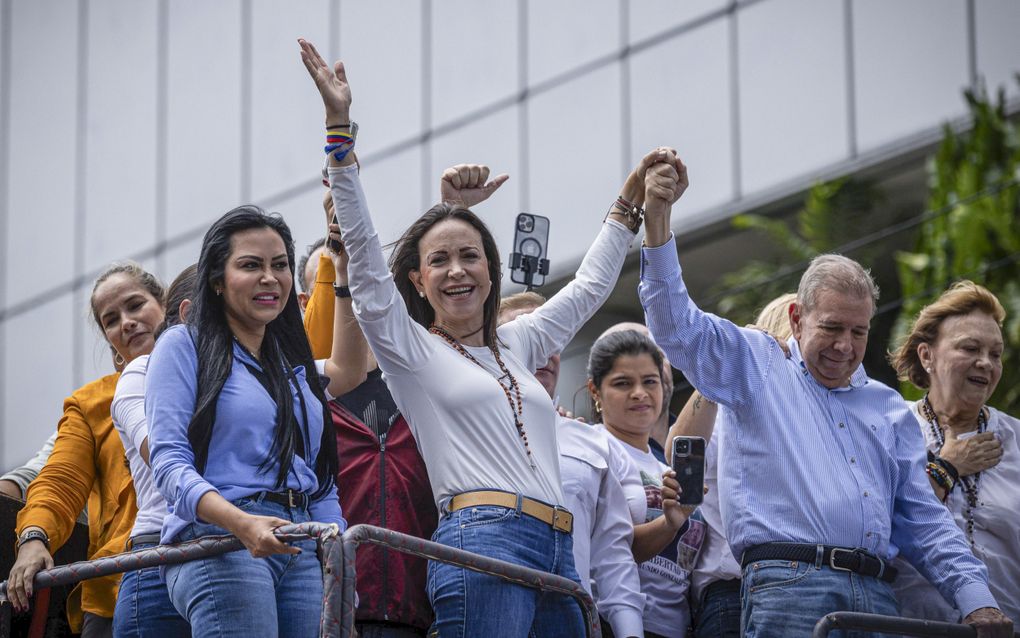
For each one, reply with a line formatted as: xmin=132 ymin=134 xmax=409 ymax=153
xmin=186 ymin=205 xmax=337 ymax=499
xmin=154 ymin=264 xmax=198 ymax=339
xmin=587 ymin=330 xmax=665 ymax=422
xmin=388 ymin=203 xmax=503 ymax=347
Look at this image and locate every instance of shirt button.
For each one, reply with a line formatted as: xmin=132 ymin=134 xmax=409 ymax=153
xmin=871 ymin=424 xmax=877 ymax=431
xmin=838 ymin=423 xmax=845 ymax=429
xmin=850 ymin=457 xmax=856 ymax=464
xmin=866 ymin=532 xmax=872 ymax=538
xmin=863 ymin=491 xmax=869 ymax=497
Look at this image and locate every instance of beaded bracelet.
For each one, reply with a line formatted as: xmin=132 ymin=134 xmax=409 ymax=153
xmin=925 ymin=462 xmax=955 ymax=498
xmin=605 ymin=196 xmax=644 ymax=233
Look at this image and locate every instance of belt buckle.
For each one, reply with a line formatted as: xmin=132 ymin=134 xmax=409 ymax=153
xmin=828 ymin=547 xmax=855 ymax=572
xmin=288 ymin=490 xmax=297 ymax=509
xmin=551 ymin=506 xmax=571 ymax=533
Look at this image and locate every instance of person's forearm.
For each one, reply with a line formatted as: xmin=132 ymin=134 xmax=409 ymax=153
xmin=667 ymin=391 xmax=718 ymax=457
xmin=195 ymin=491 xmax=248 ymax=535
xmin=326 ymin=277 xmax=370 ymax=397
xmin=642 ymin=202 xmax=672 ymax=248
xmin=631 ymin=516 xmax=680 ymax=563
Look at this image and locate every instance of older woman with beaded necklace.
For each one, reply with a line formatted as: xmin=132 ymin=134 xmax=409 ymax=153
xmin=889 ymin=281 xmax=1018 ymax=622
xmin=298 ymin=38 xmax=681 ymax=637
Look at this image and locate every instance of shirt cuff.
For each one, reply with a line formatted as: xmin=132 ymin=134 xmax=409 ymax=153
xmin=605 ymin=607 xmax=644 ymax=638
xmin=954 ymin=581 xmax=1000 ymax=618
xmin=639 ymin=234 xmax=680 ymax=281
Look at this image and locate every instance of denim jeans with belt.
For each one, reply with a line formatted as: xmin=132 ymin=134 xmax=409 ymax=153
xmin=165 ymin=495 xmax=322 ymax=638
xmin=112 ymin=541 xmax=191 ymax=638
xmin=427 ymin=500 xmax=584 ymax=638
xmin=740 ymin=560 xmax=900 ymax=638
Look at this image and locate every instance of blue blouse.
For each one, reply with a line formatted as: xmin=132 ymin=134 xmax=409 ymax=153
xmin=146 ymin=324 xmax=344 ymax=543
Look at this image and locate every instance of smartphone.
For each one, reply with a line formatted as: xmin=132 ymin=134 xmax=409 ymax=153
xmin=671 ymin=436 xmax=706 ymax=506
xmin=510 ymin=213 xmax=550 ymax=287
xmin=328 ymin=213 xmax=342 ymax=253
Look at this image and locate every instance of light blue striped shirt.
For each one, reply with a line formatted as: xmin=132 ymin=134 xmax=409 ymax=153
xmin=638 ymin=237 xmax=998 ymax=617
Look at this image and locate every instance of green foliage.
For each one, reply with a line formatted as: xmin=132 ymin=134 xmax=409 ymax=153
xmin=712 ymin=177 xmax=890 ymax=325
xmin=893 ymin=81 xmax=1020 ymax=412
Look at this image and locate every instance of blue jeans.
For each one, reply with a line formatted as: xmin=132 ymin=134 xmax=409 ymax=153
xmin=741 ymin=560 xmax=900 ymax=638
xmin=165 ymin=496 xmax=322 ymax=638
xmin=113 ymin=541 xmax=191 ymax=638
xmin=427 ymin=501 xmax=584 ymax=638
xmin=693 ymin=580 xmax=741 ymax=638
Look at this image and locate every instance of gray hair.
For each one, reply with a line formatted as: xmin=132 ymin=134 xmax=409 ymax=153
xmin=797 ymin=254 xmax=879 ymax=315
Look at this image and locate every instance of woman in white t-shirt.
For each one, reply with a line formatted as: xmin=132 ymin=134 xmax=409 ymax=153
xmin=588 ymin=329 xmax=705 ymax=638
xmin=298 ymin=38 xmax=682 ymax=637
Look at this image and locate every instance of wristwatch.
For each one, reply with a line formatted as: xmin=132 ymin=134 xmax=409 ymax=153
xmin=334 ymin=284 xmax=351 ymax=298
xmin=17 ymin=528 xmax=49 ymax=550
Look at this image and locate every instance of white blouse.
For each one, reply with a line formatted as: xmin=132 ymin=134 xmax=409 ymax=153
xmin=892 ymin=401 xmax=1020 ymax=622
xmin=328 ymin=163 xmax=634 ymax=509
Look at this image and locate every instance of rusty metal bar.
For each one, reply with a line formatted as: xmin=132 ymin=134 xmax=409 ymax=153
xmin=341 ymin=524 xmax=602 ymax=638
xmin=813 ymin=612 xmax=978 ymax=638
xmin=0 ymin=522 xmax=343 ymax=638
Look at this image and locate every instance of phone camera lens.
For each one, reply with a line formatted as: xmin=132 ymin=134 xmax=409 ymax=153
xmin=518 ymin=215 xmax=534 ymax=232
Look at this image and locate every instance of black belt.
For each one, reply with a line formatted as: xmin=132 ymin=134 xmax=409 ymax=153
xmin=741 ymin=543 xmax=897 ymax=583
xmin=254 ymin=489 xmax=309 ymax=509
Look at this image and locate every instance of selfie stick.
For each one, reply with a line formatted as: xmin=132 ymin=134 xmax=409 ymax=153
xmin=510 ymin=253 xmax=550 ymax=292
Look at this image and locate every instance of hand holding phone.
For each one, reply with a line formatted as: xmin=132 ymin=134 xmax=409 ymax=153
xmin=671 ymin=436 xmax=706 ymax=506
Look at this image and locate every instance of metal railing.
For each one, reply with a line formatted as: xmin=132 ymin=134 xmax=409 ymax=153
xmin=1 ymin=522 xmax=601 ymax=638
xmin=340 ymin=524 xmax=601 ymax=638
xmin=814 ymin=611 xmax=1019 ymax=638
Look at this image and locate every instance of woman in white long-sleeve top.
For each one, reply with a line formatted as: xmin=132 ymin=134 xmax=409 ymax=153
xmin=298 ymin=38 xmax=670 ymax=637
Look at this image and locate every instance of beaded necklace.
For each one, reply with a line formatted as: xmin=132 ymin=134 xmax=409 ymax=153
xmin=428 ymin=325 xmax=535 ymax=467
xmin=920 ymin=394 xmax=986 ymax=546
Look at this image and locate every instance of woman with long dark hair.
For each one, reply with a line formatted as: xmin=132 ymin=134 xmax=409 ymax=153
xmin=145 ymin=206 xmax=342 ymax=637
xmin=299 ymin=38 xmax=675 ymax=636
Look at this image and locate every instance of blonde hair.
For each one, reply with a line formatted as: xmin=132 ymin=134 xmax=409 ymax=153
xmin=498 ymin=291 xmax=547 ymax=320
xmin=755 ymin=293 xmax=796 ymax=340
xmin=889 ymin=280 xmax=1005 ymax=389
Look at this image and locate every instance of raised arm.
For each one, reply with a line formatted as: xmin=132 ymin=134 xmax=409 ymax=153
xmin=500 ymin=148 xmax=673 ymax=369
xmin=299 ymin=39 xmax=435 ymax=375
xmin=638 ymin=156 xmax=778 ymax=408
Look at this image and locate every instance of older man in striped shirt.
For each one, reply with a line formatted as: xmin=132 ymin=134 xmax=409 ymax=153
xmin=634 ymin=153 xmax=1011 ymax=638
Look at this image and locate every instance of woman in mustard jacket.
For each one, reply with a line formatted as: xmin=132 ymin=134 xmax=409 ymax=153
xmin=7 ymin=262 xmax=165 ymax=637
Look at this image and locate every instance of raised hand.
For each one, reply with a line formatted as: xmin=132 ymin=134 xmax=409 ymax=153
xmin=621 ymin=147 xmax=681 ymax=205
xmin=298 ymin=38 xmax=351 ymax=124
xmin=440 ymin=164 xmax=509 ymax=209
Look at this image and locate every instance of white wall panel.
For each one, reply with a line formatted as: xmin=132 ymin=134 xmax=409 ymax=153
xmin=165 ymin=0 xmax=242 ymax=238
xmin=528 ymin=0 xmax=618 ymax=86
xmin=84 ymin=0 xmax=159 ymax=275
xmin=3 ymin=296 xmax=74 ymax=472
xmin=432 ymin=0 xmax=517 ymax=125
xmin=629 ymin=0 xmax=728 ymax=44
xmin=975 ymin=0 xmax=1020 ymax=99
xmin=430 ymin=108 xmax=521 ymax=270
xmin=162 ymin=235 xmax=203 ymax=287
xmin=631 ymin=20 xmax=733 ymax=219
xmin=528 ymin=64 xmax=624 ymax=282
xmin=5 ymin=0 xmax=77 ymax=307
xmin=339 ymin=0 xmax=423 ymax=156
xmin=853 ymin=0 xmax=969 ymax=151
xmin=358 ymin=146 xmax=425 ymax=247
xmin=739 ymin=0 xmax=848 ymax=195
xmin=251 ymin=0 xmax=331 ymax=201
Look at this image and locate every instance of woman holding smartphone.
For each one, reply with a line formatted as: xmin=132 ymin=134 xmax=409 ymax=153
xmin=587 ymin=329 xmax=703 ymax=638
xmin=298 ymin=38 xmax=674 ymax=636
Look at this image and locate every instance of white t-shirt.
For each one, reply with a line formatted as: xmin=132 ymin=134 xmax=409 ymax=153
xmin=892 ymin=401 xmax=1020 ymax=622
xmin=558 ymin=417 xmax=644 ymax=637
xmin=329 ymin=163 xmax=634 ymax=509
xmin=597 ymin=424 xmax=705 ymax=637
xmin=111 ymin=355 xmax=168 ymax=538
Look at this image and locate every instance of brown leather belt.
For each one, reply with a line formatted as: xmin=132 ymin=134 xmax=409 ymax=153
xmin=449 ymin=490 xmax=574 ymax=534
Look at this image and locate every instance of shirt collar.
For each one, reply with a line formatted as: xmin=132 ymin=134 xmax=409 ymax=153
xmin=787 ymin=337 xmax=869 ymax=392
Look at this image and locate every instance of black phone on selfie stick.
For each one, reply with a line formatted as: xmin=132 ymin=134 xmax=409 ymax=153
xmin=671 ymin=436 xmax=706 ymax=506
